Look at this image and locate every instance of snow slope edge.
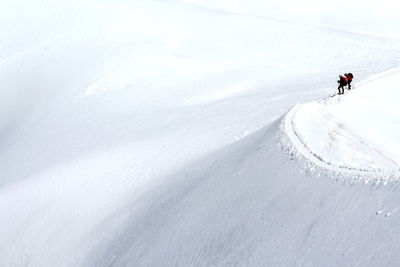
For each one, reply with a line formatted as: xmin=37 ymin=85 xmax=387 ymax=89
xmin=283 ymin=104 xmax=400 ymax=183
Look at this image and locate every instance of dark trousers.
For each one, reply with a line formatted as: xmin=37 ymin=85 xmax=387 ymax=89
xmin=338 ymin=84 xmax=344 ymax=94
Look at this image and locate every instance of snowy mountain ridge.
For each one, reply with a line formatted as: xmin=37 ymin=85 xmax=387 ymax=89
xmin=2 ymin=0 xmax=400 ymax=266
xmin=284 ymin=68 xmax=400 ymax=183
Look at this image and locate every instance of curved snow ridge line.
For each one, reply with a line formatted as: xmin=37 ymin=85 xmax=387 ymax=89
xmin=283 ymin=104 xmax=400 ymax=182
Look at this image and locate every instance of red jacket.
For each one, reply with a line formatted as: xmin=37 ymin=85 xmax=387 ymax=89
xmin=345 ymin=74 xmax=352 ymax=81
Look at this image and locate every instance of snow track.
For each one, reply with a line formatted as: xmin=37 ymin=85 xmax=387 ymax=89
xmin=283 ymin=72 xmax=400 ymax=182
xmin=284 ymin=105 xmax=398 ymax=182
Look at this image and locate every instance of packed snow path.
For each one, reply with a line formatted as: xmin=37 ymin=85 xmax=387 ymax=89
xmin=284 ymin=68 xmax=400 ymax=182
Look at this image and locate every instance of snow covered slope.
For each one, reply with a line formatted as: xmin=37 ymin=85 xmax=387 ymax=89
xmin=85 ymin=119 xmax=400 ymax=267
xmin=285 ymin=68 xmax=400 ymax=181
xmin=176 ymin=0 xmax=400 ymax=38
xmin=1 ymin=0 xmax=400 ymax=266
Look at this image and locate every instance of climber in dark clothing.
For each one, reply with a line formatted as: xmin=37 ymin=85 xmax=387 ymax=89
xmin=337 ymin=75 xmax=347 ymax=95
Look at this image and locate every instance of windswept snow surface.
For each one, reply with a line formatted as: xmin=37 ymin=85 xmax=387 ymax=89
xmin=1 ymin=0 xmax=400 ymax=266
xmin=287 ymin=70 xmax=400 ymax=178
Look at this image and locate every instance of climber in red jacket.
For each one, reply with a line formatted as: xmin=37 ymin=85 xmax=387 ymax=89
xmin=345 ymin=73 xmax=353 ymax=89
